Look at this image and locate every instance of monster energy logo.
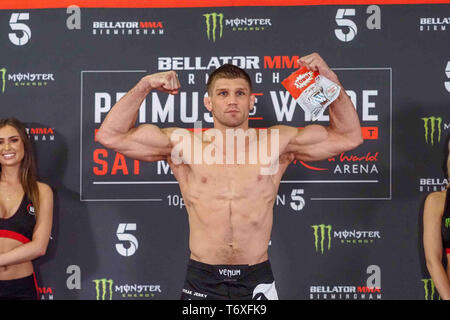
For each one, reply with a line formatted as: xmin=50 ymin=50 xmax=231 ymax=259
xmin=422 ymin=116 xmax=442 ymax=146
xmin=93 ymin=278 xmax=114 ymax=300
xmin=0 ymin=68 xmax=6 ymax=94
xmin=422 ymin=278 xmax=441 ymax=300
xmin=446 ymin=218 xmax=450 ymax=228
xmin=311 ymin=224 xmax=332 ymax=254
xmin=203 ymin=13 xmax=224 ymax=42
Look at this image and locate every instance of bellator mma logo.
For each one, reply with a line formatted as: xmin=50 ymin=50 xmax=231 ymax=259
xmin=91 ymin=20 xmax=164 ymax=36
xmin=27 ymin=203 xmax=35 ymax=216
xmin=310 ymin=265 xmax=382 ymax=300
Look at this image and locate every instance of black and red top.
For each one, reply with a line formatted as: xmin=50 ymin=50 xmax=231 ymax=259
xmin=0 ymin=194 xmax=36 ymax=244
xmin=442 ymin=188 xmax=450 ymax=254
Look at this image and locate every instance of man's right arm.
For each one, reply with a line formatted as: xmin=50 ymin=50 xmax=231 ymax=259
xmin=96 ymin=71 xmax=180 ymax=162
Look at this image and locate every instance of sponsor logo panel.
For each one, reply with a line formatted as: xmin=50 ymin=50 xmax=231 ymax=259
xmin=309 ymin=265 xmax=382 ymax=300
xmin=26 ymin=127 xmax=55 ymax=142
xmin=311 ymin=224 xmax=381 ymax=254
xmin=37 ymin=285 xmax=54 ymax=300
xmin=417 ymin=115 xmax=449 ymax=192
xmin=92 ymin=278 xmax=162 ymax=300
xmin=418 ymin=177 xmax=448 ymax=192
xmin=88 ymin=12 xmax=165 ymax=37
xmin=0 ymin=67 xmax=56 ymax=94
xmin=81 ymin=57 xmax=391 ymax=200
xmin=92 ymin=20 xmax=164 ymax=36
xmin=419 ymin=17 xmax=450 ymax=32
xmin=202 ymin=12 xmax=272 ymax=42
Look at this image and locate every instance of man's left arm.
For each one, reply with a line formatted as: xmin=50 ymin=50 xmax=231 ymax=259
xmin=281 ymin=53 xmax=363 ymax=162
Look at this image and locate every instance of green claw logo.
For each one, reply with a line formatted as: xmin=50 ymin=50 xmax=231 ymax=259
xmin=422 ymin=278 xmax=440 ymax=300
xmin=93 ymin=278 xmax=114 ymax=300
xmin=311 ymin=224 xmax=332 ymax=254
xmin=421 ymin=116 xmax=442 ymax=146
xmin=203 ymin=13 xmax=224 ymax=42
xmin=0 ymin=68 xmax=6 ymax=94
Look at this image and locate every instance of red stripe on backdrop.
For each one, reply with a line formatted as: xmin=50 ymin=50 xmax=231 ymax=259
xmin=0 ymin=0 xmax=449 ymax=9
xmin=33 ymin=272 xmax=40 ymax=300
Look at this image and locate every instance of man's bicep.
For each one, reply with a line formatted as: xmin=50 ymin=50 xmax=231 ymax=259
xmin=283 ymin=125 xmax=330 ymax=160
xmin=114 ymin=124 xmax=175 ymax=162
xmin=291 ymin=124 xmax=362 ymax=162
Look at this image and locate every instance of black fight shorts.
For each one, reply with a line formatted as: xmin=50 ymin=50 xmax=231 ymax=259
xmin=0 ymin=273 xmax=39 ymax=300
xmin=181 ymin=259 xmax=278 ymax=300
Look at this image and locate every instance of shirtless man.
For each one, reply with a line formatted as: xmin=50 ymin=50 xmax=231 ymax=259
xmin=96 ymin=53 xmax=363 ymax=300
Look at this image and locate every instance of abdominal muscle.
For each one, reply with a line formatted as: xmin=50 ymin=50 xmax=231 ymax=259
xmin=180 ymin=167 xmax=277 ymax=265
xmin=188 ymin=202 xmax=273 ymax=265
xmin=0 ymin=238 xmax=33 ymax=280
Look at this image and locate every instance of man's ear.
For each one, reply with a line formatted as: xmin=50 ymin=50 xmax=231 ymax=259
xmin=204 ymin=95 xmax=212 ymax=112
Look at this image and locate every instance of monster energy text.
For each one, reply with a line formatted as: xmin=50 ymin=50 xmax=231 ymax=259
xmin=116 ymin=284 xmax=161 ymax=298
xmin=93 ymin=278 xmax=162 ymax=300
xmin=6 ymin=72 xmax=55 ymax=89
xmin=203 ymin=13 xmax=272 ymax=42
xmin=312 ymin=225 xmax=381 ymax=253
xmin=225 ymin=17 xmax=272 ymax=31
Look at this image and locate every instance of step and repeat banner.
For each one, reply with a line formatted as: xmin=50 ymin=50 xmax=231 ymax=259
xmin=0 ymin=0 xmax=449 ymax=300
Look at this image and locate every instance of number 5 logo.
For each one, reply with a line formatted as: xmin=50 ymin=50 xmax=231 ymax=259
xmin=290 ymin=189 xmax=305 ymax=211
xmin=335 ymin=9 xmax=357 ymax=42
xmin=115 ymin=223 xmax=138 ymax=257
xmin=9 ymin=13 xmax=31 ymax=46
xmin=445 ymin=61 xmax=450 ymax=93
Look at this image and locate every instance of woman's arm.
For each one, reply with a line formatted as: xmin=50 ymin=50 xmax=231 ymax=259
xmin=0 ymin=182 xmax=53 ymax=267
xmin=423 ymin=191 xmax=450 ymax=300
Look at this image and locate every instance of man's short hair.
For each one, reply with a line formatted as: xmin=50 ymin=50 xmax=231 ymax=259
xmin=207 ymin=64 xmax=253 ymax=95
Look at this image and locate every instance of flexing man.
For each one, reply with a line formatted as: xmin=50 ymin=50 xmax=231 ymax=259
xmin=97 ymin=53 xmax=363 ymax=300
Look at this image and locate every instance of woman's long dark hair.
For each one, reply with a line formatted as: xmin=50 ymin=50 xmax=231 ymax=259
xmin=0 ymin=118 xmax=40 ymax=213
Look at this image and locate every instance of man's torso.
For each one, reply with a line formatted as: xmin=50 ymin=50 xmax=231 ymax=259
xmin=167 ymin=127 xmax=294 ymax=265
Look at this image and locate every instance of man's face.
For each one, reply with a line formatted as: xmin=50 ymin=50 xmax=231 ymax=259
xmin=204 ymin=78 xmax=255 ymax=129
